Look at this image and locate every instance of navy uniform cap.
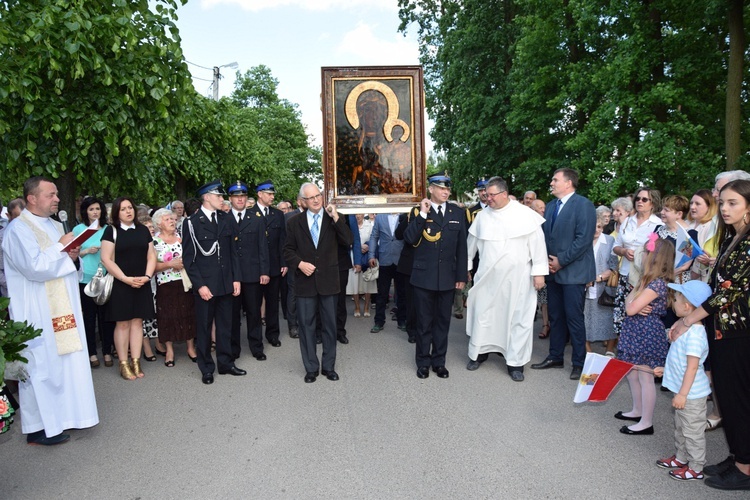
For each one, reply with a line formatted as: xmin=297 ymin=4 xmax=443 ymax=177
xmin=428 ymin=171 xmax=452 ymax=188
xmin=228 ymin=180 xmax=248 ymax=196
xmin=256 ymin=180 xmax=275 ymax=193
xmin=476 ymin=178 xmax=488 ymax=189
xmin=196 ymin=180 xmax=226 ymax=196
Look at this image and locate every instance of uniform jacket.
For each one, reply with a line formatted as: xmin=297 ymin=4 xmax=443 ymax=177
xmin=403 ymin=203 xmax=468 ymax=291
xmin=283 ymin=210 xmax=354 ymax=297
xmin=229 ymin=210 xmax=269 ymax=283
xmin=542 ymin=192 xmax=596 ymax=285
xmin=250 ymin=204 xmax=286 ymax=277
xmin=182 ymin=209 xmax=241 ymax=296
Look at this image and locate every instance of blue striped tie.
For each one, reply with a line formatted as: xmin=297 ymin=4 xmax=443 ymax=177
xmin=311 ymin=213 xmax=320 ymax=248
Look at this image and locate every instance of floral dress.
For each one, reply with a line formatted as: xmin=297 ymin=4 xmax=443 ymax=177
xmin=617 ymin=278 xmax=670 ymax=369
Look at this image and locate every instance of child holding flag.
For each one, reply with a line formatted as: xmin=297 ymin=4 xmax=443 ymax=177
xmin=616 ymin=235 xmax=674 ymax=435
xmin=653 ymin=280 xmax=712 ymax=481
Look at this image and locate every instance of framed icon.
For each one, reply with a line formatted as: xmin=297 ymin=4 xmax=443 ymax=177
xmin=321 ymin=66 xmax=426 ymax=213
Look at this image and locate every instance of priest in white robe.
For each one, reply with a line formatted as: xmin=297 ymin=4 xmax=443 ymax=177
xmin=2 ymin=177 xmax=98 ymax=445
xmin=465 ymin=177 xmax=548 ymax=382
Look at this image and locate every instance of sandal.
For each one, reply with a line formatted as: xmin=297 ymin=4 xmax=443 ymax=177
xmin=669 ymin=465 xmax=704 ymax=481
xmin=706 ymin=416 xmax=722 ymax=431
xmin=656 ymin=455 xmax=686 ymax=469
xmin=119 ymin=360 xmax=136 ymax=381
xmin=538 ymin=324 xmax=550 ymax=339
xmin=165 ymin=359 xmax=175 ymax=367
xmin=142 ymin=353 xmax=157 ymax=362
xmin=155 ymin=347 xmax=167 ymax=357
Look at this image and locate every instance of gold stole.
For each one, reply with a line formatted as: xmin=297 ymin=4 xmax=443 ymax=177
xmin=18 ymin=212 xmax=83 ymax=355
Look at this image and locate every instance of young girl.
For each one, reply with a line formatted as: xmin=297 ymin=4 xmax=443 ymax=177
xmin=615 ymin=235 xmax=675 ymax=434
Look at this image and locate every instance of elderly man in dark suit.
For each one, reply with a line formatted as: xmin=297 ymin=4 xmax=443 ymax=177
xmin=182 ymin=180 xmax=243 ymax=385
xmin=403 ymin=172 xmax=468 ymax=379
xmin=531 ymin=168 xmax=596 ymax=380
xmin=250 ymin=180 xmax=287 ymax=349
xmin=227 ymin=181 xmax=270 ymax=361
xmin=283 ymin=183 xmax=353 ymax=383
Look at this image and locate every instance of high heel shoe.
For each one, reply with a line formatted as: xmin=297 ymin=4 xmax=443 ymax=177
xmin=142 ymin=353 xmax=157 ymax=362
xmin=131 ymin=358 xmax=145 ymax=378
xmin=538 ymin=324 xmax=550 ymax=339
xmin=119 ymin=360 xmax=136 ymax=381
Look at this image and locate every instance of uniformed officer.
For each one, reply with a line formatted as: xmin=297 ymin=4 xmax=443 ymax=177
xmin=227 ymin=181 xmax=270 ymax=361
xmin=182 ymin=180 xmax=243 ymax=385
xmin=249 ymin=180 xmax=287 ymax=348
xmin=403 ymin=172 xmax=468 ymax=379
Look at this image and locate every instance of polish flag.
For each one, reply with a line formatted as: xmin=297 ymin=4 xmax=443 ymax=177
xmin=573 ymin=353 xmax=633 ymax=403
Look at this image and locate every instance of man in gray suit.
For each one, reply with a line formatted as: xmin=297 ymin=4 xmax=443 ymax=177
xmin=368 ymin=213 xmax=407 ymax=333
xmin=531 ymin=168 xmax=596 ymax=380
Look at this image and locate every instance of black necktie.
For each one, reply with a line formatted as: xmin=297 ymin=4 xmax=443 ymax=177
xmin=437 ymin=205 xmax=444 ymax=222
xmin=237 ymin=212 xmax=242 ymax=224
xmin=211 ymin=212 xmax=217 ymax=225
xmin=264 ymin=207 xmax=269 ymax=217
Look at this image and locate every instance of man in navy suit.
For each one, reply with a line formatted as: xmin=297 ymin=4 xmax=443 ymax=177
xmin=283 ymin=183 xmax=353 ymax=383
xmin=182 ymin=180 xmax=243 ymax=385
xmin=531 ymin=168 xmax=596 ymax=380
xmin=404 ymin=172 xmax=468 ymax=379
xmin=368 ymin=212 xmax=406 ymax=333
xmin=250 ymin=180 xmax=287 ymax=349
xmin=227 ymin=181 xmax=270 ymax=361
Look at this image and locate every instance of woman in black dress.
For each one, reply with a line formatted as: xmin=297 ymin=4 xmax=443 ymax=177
xmin=100 ymin=197 xmax=156 ymax=380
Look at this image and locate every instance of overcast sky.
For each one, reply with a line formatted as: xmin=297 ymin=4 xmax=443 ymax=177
xmin=174 ymin=0 xmax=431 ymax=151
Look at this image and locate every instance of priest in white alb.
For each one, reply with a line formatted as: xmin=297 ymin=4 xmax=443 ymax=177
xmin=2 ymin=176 xmax=98 ymax=445
xmin=465 ymin=176 xmax=548 ymax=382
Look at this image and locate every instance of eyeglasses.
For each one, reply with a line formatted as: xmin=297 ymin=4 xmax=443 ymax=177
xmin=303 ymin=193 xmax=323 ymax=201
xmin=485 ymin=191 xmax=506 ymax=198
xmin=635 ymin=197 xmax=651 ymax=203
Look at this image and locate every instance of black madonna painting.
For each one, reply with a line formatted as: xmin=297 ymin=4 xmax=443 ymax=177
xmin=322 ymin=66 xmax=426 ymax=213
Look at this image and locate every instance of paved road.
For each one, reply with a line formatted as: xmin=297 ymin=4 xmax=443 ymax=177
xmin=0 ymin=304 xmax=744 ymax=499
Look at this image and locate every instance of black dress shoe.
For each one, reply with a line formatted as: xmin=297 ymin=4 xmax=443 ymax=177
xmin=619 ymin=425 xmax=654 ymax=435
xmin=26 ymin=430 xmax=70 ymax=446
xmin=570 ymin=366 xmax=583 ymax=380
xmin=614 ymin=411 xmax=642 ymax=422
xmin=433 ymin=366 xmax=449 ymax=378
xmin=269 ymin=340 xmax=281 ymax=347
xmin=289 ymin=327 xmax=299 ymax=339
xmin=202 ymin=373 xmax=214 ymax=385
xmin=416 ymin=367 xmax=430 ymax=379
xmin=304 ymin=372 xmax=317 ymax=383
xmin=337 ymin=334 xmax=349 ymax=344
xmin=408 ymin=336 xmax=416 ymax=344
xmin=218 ymin=366 xmax=247 ymax=376
xmin=530 ymin=358 xmax=564 ymax=370
xmin=316 ymin=337 xmax=322 ymax=344
xmin=321 ymin=369 xmax=339 ymax=381
xmin=253 ymin=352 xmax=267 ymax=361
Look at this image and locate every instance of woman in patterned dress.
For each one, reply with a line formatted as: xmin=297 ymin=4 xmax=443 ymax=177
xmin=152 ymin=209 xmax=197 ymax=366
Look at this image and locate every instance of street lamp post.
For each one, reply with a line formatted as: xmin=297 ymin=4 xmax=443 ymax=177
xmin=212 ymin=61 xmax=239 ymax=100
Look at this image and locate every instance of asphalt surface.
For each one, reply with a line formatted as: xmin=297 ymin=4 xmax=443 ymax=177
xmin=0 ymin=301 xmax=745 ymax=499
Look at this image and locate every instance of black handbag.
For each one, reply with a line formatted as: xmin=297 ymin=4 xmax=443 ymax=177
xmin=598 ymin=287 xmax=616 ymax=307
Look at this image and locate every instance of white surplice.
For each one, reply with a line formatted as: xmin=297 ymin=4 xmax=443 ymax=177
xmin=466 ymin=201 xmax=548 ymax=367
xmin=2 ymin=209 xmax=98 ymax=436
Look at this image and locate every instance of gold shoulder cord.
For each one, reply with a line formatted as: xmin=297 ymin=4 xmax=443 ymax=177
xmin=411 ymin=206 xmax=424 ymax=247
xmin=465 ymin=208 xmax=472 ymax=223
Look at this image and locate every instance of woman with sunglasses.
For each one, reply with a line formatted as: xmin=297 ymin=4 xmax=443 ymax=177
xmin=612 ymin=188 xmax=663 ymax=337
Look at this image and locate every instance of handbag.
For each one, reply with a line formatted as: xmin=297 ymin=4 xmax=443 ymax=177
xmin=598 ymin=287 xmax=616 ymax=307
xmin=84 ymin=264 xmax=113 ymax=305
xmin=362 ymin=264 xmax=379 ymax=282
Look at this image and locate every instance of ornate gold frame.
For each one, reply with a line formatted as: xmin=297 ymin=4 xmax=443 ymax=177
xmin=321 ymin=66 xmax=426 ymax=213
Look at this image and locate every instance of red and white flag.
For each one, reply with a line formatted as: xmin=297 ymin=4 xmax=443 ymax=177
xmin=573 ymin=353 xmax=633 ymax=403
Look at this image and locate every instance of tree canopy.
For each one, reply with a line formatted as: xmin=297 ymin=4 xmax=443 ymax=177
xmin=399 ymin=0 xmax=748 ymax=203
xmin=0 ymin=1 xmax=320 ymax=212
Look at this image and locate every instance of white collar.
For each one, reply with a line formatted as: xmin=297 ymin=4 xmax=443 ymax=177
xmin=120 ymin=222 xmax=136 ymax=231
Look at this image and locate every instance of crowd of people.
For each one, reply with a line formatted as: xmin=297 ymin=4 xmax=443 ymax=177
xmin=1 ymin=169 xmax=749 ymax=492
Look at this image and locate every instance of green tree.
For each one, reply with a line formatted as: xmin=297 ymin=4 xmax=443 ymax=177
xmin=229 ymin=66 xmax=321 ymax=201
xmin=0 ymin=0 xmax=193 ymax=212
